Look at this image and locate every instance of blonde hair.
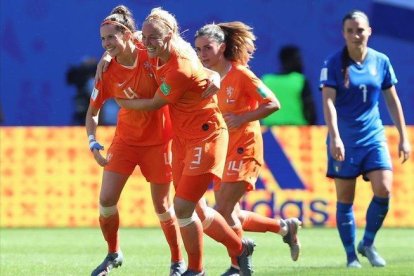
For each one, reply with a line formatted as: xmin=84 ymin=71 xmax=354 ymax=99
xmin=144 ymin=7 xmax=198 ymax=61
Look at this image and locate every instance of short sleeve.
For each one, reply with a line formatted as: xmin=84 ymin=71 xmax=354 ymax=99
xmin=319 ymin=57 xmax=338 ymax=90
xmin=241 ymin=70 xmax=273 ymax=104
xmin=381 ymin=56 xmax=398 ymax=90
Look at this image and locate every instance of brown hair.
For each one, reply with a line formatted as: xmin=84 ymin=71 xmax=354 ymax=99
xmin=102 ymin=5 xmax=137 ymax=34
xmin=195 ymin=21 xmax=256 ymax=65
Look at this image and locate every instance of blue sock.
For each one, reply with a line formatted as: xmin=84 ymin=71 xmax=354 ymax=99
xmin=363 ymin=196 xmax=389 ymax=246
xmin=336 ymin=202 xmax=357 ymax=262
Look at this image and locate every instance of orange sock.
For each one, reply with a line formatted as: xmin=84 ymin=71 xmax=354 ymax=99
xmin=99 ymin=213 xmax=120 ymax=253
xmin=203 ymin=211 xmax=243 ymax=257
xmin=160 ymin=217 xmax=183 ymax=263
xmin=180 ymin=220 xmax=203 ymax=272
xmin=241 ymin=210 xmax=281 ymax=233
xmin=230 ymin=224 xmax=243 ymax=267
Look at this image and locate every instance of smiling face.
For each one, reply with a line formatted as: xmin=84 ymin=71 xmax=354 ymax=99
xmin=141 ymin=21 xmax=171 ymax=61
xmin=342 ymin=17 xmax=371 ymax=53
xmin=194 ymin=35 xmax=225 ymax=70
xmin=100 ymin=24 xmax=129 ymax=58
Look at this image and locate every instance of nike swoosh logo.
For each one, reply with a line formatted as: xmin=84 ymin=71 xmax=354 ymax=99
xmin=117 ymin=81 xmax=126 ymax=87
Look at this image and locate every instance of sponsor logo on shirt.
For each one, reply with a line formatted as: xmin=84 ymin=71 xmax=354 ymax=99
xmin=91 ymin=87 xmax=99 ymax=101
xmin=117 ymin=81 xmax=126 ymax=87
xmin=160 ymin=82 xmax=171 ymax=95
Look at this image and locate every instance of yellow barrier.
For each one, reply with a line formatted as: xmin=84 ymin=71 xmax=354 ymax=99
xmin=1 ymin=126 xmax=413 ymax=227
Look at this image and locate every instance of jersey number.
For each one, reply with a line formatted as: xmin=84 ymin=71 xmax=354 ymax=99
xmin=359 ymin=84 xmax=367 ymax=103
xmin=189 ymin=147 xmax=202 ymax=169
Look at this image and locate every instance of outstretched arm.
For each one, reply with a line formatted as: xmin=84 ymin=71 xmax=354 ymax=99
xmin=383 ymin=86 xmax=411 ymax=163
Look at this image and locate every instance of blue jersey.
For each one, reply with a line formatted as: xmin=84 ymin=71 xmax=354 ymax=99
xmin=319 ymin=48 xmax=397 ymax=148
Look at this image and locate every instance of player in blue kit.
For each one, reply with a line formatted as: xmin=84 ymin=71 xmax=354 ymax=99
xmin=319 ymin=10 xmax=411 ymax=268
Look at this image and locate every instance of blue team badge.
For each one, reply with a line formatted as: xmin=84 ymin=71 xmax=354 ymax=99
xmin=160 ymin=82 xmax=171 ymax=95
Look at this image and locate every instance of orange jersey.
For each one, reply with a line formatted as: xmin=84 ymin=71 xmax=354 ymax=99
xmin=218 ymin=63 xmax=274 ymax=165
xmin=91 ymin=42 xmax=172 ymax=146
xmin=151 ymin=51 xmax=226 ymax=139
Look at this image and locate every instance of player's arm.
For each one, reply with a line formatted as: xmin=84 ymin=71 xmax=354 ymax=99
xmin=115 ymin=91 xmax=168 ymax=111
xmin=95 ymin=52 xmax=112 ymax=82
xmin=322 ymin=86 xmax=344 ymax=161
xmin=85 ymin=104 xmax=108 ymax=166
xmin=382 ymin=86 xmax=411 ymax=163
xmin=224 ymin=91 xmax=280 ymax=130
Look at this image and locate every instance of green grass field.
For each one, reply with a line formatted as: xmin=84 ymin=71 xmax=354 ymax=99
xmin=1 ymin=228 xmax=413 ymax=275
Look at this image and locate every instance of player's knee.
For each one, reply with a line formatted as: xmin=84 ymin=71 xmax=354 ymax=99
xmin=99 ymin=204 xmax=117 ymax=217
xmin=157 ymin=205 xmax=174 ymax=222
xmin=177 ymin=212 xmax=199 ymax=227
xmin=201 ymin=206 xmax=215 ymax=229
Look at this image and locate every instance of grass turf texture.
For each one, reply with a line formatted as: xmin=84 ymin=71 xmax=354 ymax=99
xmin=1 ymin=228 xmax=413 ymax=275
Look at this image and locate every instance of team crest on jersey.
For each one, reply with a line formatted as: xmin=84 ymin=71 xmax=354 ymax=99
xmin=226 ymin=86 xmax=235 ymax=104
xmin=143 ymin=61 xmax=152 ymax=71
xmin=160 ymin=82 xmax=171 ymax=95
xmin=369 ymin=66 xmax=377 ymax=76
xmin=91 ymin=87 xmax=99 ymax=101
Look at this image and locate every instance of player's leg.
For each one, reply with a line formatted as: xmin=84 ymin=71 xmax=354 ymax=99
xmin=195 ymin=194 xmax=255 ymax=276
xmin=212 ymin=181 xmax=246 ymax=274
xmin=335 ymin=178 xmax=360 ymax=268
xmin=357 ymin=144 xmax=392 ymax=267
xmin=151 ymin=182 xmax=186 ymax=275
xmin=357 ymin=169 xmax=392 ymax=267
xmin=91 ymin=170 xmax=128 ymax=276
xmin=140 ymin=143 xmax=186 ymax=275
xmin=174 ymin=174 xmax=208 ymax=275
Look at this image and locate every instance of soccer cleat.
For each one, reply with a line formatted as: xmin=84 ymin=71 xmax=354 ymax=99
xmin=170 ymin=260 xmax=187 ymax=276
xmin=237 ymin=238 xmax=256 ymax=276
xmin=346 ymin=259 xmax=362 ymax=268
xmin=91 ymin=251 xmax=123 ymax=276
xmin=181 ymin=270 xmax=205 ymax=276
xmin=357 ymin=241 xmax=386 ymax=267
xmin=221 ymin=266 xmax=240 ymax=276
xmin=282 ymin=218 xmax=302 ymax=261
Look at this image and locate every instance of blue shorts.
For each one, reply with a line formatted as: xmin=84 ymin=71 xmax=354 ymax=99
xmin=326 ymin=142 xmax=392 ymax=181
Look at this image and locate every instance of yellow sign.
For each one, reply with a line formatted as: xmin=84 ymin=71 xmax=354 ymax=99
xmin=1 ymin=126 xmax=413 ymax=227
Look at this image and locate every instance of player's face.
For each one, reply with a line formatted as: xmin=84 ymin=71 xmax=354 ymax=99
xmin=141 ymin=21 xmax=170 ymax=60
xmin=342 ymin=17 xmax=371 ymax=52
xmin=100 ymin=24 xmax=128 ymax=58
xmin=194 ymin=36 xmax=225 ymax=70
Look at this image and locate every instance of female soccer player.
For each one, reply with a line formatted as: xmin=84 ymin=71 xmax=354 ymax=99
xmin=86 ymin=6 xmax=185 ymax=276
xmin=319 ymin=10 xmax=411 ymax=268
xmin=194 ymin=22 xmax=301 ymax=275
xmin=114 ymin=7 xmax=255 ymax=276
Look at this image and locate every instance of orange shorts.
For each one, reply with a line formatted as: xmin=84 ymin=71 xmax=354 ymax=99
xmin=214 ymin=158 xmax=260 ymax=191
xmin=105 ymin=141 xmax=172 ymax=184
xmin=172 ymin=128 xmax=228 ymax=198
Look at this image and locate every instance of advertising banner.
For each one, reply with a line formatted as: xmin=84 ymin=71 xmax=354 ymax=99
xmin=1 ymin=126 xmax=413 ymax=227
